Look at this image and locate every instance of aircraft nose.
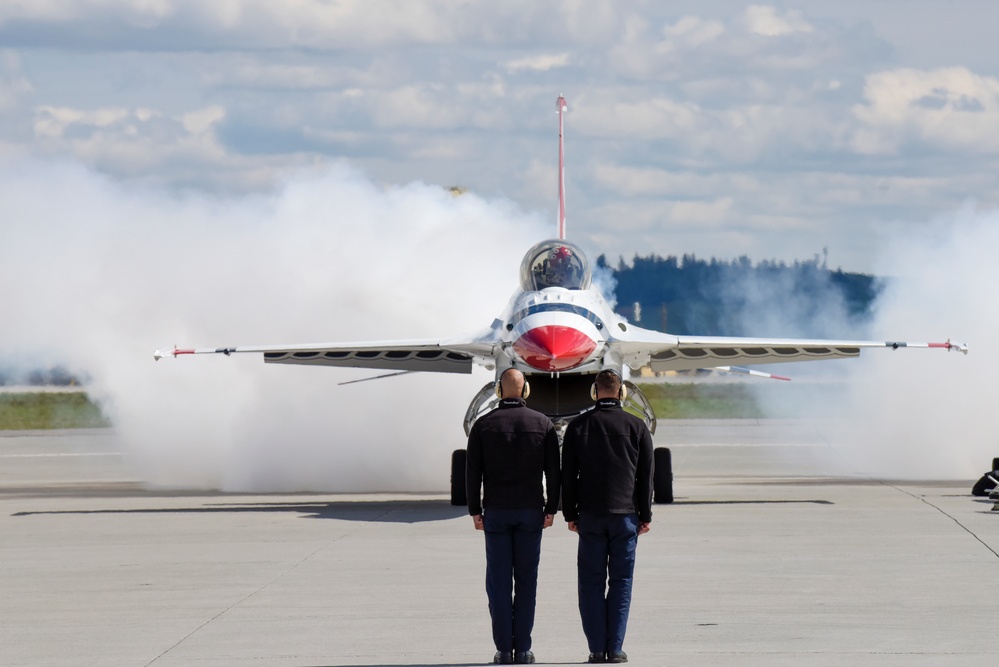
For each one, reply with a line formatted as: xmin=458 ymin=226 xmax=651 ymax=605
xmin=513 ymin=325 xmax=596 ymax=372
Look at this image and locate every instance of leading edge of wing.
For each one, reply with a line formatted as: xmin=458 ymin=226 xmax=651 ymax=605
xmin=608 ymin=328 xmax=967 ymax=373
xmin=155 ymin=331 xmax=501 ymax=375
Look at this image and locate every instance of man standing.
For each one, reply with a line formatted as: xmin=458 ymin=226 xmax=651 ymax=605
xmin=561 ymin=369 xmax=654 ymax=664
xmin=466 ymin=368 xmax=561 ymax=665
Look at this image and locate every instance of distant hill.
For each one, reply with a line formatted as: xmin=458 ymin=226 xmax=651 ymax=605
xmin=0 ymin=366 xmax=86 ymax=387
xmin=602 ymin=252 xmax=881 ymax=337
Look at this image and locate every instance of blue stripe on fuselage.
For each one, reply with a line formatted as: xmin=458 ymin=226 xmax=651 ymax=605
xmin=510 ymin=302 xmax=605 ymax=330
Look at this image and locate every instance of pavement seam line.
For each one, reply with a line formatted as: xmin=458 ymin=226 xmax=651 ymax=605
xmin=805 ymin=422 xmax=997 ymax=561
xmin=884 ymin=483 xmax=999 ymax=561
xmin=142 ymin=540 xmax=333 ymax=666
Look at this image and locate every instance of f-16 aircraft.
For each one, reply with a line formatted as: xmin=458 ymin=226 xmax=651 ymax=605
xmin=156 ymin=96 xmax=967 ymax=505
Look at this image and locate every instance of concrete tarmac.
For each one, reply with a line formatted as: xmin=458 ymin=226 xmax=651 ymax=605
xmin=2 ymin=421 xmax=997 ymax=666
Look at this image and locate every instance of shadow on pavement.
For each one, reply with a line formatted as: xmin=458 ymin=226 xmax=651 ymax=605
xmin=12 ymin=498 xmax=468 ymax=523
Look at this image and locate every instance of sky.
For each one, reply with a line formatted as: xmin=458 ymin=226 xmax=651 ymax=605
xmin=0 ymin=2 xmax=993 ymax=489
xmin=3 ymin=1 xmax=999 ymax=271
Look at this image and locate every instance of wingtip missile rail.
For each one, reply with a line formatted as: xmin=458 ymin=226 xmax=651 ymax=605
xmin=154 ymin=346 xmax=234 ymax=361
xmin=885 ymin=339 xmax=968 ymax=355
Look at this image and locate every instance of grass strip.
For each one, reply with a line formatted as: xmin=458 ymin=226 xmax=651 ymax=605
xmin=635 ymin=382 xmax=765 ymax=419
xmin=0 ymin=392 xmax=111 ymax=430
xmin=0 ymin=381 xmax=830 ymax=430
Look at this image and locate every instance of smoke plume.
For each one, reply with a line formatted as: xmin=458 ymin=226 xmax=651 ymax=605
xmin=0 ymin=157 xmax=547 ymax=491
xmin=750 ymin=209 xmax=987 ymax=480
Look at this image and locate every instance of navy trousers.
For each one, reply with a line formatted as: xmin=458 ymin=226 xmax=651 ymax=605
xmin=576 ymin=512 xmax=639 ymax=654
xmin=483 ymin=508 xmax=545 ymax=652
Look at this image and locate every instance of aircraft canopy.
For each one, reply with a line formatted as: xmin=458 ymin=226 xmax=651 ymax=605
xmin=519 ymin=239 xmax=591 ymax=291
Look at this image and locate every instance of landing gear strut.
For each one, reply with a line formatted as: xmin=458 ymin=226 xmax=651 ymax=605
xmin=450 ymin=449 xmax=467 ymax=506
xmin=653 ymin=447 xmax=673 ymax=504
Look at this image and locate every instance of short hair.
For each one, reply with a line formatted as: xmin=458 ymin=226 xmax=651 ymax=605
xmin=594 ymin=369 xmax=622 ymax=395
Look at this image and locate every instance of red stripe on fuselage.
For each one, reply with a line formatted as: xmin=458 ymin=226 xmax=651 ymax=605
xmin=513 ymin=325 xmax=596 ymax=372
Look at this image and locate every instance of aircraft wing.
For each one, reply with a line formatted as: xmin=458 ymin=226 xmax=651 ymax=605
xmin=155 ymin=330 xmax=502 ymax=375
xmin=608 ymin=326 xmax=967 ymax=373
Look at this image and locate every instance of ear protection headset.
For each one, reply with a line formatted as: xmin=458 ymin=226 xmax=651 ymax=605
xmin=590 ymin=370 xmax=627 ymax=401
xmin=495 ymin=376 xmax=531 ymax=399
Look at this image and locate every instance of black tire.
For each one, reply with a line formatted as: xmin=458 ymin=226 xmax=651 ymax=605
xmin=653 ymin=447 xmax=674 ymax=504
xmin=972 ymin=475 xmax=991 ymax=497
xmin=450 ymin=449 xmax=467 ymax=506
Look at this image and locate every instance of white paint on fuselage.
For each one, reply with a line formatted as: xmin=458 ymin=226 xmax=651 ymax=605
xmin=494 ymin=285 xmax=627 ymax=377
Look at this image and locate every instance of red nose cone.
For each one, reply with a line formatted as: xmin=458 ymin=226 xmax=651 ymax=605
xmin=513 ymin=325 xmax=596 ymax=372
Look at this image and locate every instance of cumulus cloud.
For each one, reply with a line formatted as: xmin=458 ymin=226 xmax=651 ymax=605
xmin=660 ymin=15 xmax=725 ymax=50
xmin=0 ymin=1 xmax=174 ymax=24
xmin=852 ymin=67 xmax=999 ymax=154
xmin=35 ymin=106 xmax=225 ymax=174
xmin=0 ymin=0 xmax=455 ymax=48
xmin=2 ymin=2 xmax=999 ymax=276
xmin=743 ymin=5 xmax=814 ymax=37
xmin=576 ymin=95 xmax=703 ymax=141
xmin=504 ymin=52 xmax=571 ymax=73
xmin=0 ymin=49 xmax=33 ymax=111
xmin=0 ymin=1 xmax=625 ymax=51
xmin=200 ymin=61 xmax=345 ymax=90
xmin=27 ymin=102 xmax=300 ymax=190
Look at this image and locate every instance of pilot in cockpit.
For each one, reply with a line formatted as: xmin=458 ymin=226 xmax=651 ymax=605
xmin=521 ymin=239 xmax=591 ymax=291
xmin=546 ymin=246 xmax=576 ymax=286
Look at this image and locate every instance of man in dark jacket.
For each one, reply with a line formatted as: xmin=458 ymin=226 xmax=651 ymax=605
xmin=467 ymin=368 xmax=561 ymax=665
xmin=562 ymin=369 xmax=654 ymax=664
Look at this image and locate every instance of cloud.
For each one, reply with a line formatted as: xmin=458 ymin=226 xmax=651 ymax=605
xmin=660 ymin=15 xmax=725 ymax=50
xmin=0 ymin=49 xmax=33 ymax=111
xmin=852 ymin=67 xmax=999 ymax=154
xmin=504 ymin=52 xmax=571 ymax=73
xmin=0 ymin=1 xmax=174 ymax=25
xmin=34 ymin=102 xmax=219 ymax=167
xmin=0 ymin=0 xmax=457 ymax=48
xmin=3 ymin=2 xmax=999 ymax=279
xmin=0 ymin=1 xmax=625 ymax=51
xmin=200 ymin=60 xmax=346 ymax=90
xmin=27 ymin=102 xmax=305 ymax=190
xmin=576 ymin=95 xmax=703 ymax=141
xmin=743 ymin=5 xmax=814 ymax=37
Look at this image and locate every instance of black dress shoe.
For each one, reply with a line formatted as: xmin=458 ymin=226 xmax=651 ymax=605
xmin=493 ymin=650 xmax=514 ymax=664
xmin=587 ymin=652 xmax=607 ymax=663
xmin=607 ymin=650 xmax=628 ymax=663
xmin=514 ymin=650 xmax=535 ymax=664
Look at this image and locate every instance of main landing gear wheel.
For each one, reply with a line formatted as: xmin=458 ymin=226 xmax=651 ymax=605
xmin=450 ymin=449 xmax=467 ymax=506
xmin=654 ymin=447 xmax=673 ymax=504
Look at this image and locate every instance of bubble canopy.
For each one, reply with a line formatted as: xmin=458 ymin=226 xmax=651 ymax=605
xmin=519 ymin=239 xmax=591 ymax=291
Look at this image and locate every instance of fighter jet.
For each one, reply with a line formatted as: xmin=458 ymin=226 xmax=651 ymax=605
xmin=156 ymin=96 xmax=967 ymax=505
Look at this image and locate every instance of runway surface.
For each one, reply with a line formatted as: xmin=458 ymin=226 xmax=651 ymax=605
xmin=2 ymin=421 xmax=997 ymax=666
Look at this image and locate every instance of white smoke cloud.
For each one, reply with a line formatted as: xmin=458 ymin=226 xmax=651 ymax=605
xmin=822 ymin=208 xmax=990 ymax=479
xmin=750 ymin=208 xmax=989 ymax=480
xmin=0 ymin=157 xmax=547 ymax=491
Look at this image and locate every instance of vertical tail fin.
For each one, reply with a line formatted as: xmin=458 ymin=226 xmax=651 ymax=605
xmin=556 ymin=95 xmax=567 ymax=240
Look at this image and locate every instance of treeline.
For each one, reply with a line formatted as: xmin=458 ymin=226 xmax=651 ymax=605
xmin=601 ymin=253 xmax=881 ymax=337
xmin=0 ymin=366 xmax=85 ymax=387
